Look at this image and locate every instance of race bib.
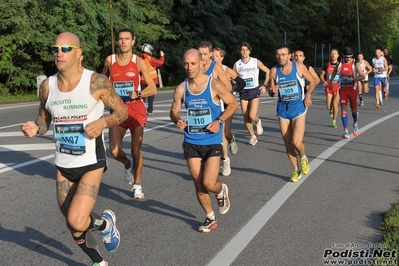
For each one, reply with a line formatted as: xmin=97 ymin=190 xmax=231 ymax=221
xmin=243 ymin=77 xmax=255 ymax=87
xmin=187 ymin=107 xmax=212 ymax=134
xmin=339 ymin=74 xmax=353 ymax=88
xmin=278 ymin=80 xmax=299 ymax=101
xmin=113 ymin=81 xmax=134 ymax=102
xmin=328 ymin=73 xmax=340 ymax=82
xmin=55 ymin=123 xmax=86 ymax=155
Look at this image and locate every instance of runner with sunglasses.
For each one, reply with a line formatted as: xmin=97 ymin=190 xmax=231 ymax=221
xmin=21 ymin=32 xmax=128 ymax=266
xmin=329 ymin=47 xmax=365 ymax=139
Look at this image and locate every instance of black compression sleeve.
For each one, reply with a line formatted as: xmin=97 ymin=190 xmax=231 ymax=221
xmin=233 ymin=76 xmax=246 ymax=93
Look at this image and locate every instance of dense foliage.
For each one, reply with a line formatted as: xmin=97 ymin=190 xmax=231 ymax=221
xmin=1 ymin=0 xmax=398 ymax=93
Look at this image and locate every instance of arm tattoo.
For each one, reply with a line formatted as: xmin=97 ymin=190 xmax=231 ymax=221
xmin=91 ymin=73 xmax=128 ymax=128
xmin=36 ymin=104 xmax=50 ymax=134
xmin=35 ymin=80 xmax=51 ymax=134
xmin=76 ymin=180 xmax=98 ymax=200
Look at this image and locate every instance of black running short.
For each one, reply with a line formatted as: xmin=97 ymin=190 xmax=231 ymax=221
xmin=239 ymin=87 xmax=260 ymax=101
xmin=57 ymin=160 xmax=107 ymax=182
xmin=182 ymin=142 xmax=222 ymax=162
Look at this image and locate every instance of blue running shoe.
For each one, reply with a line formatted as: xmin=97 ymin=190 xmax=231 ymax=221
xmin=100 ymin=210 xmax=120 ymax=253
xmin=342 ymin=130 xmax=350 ymax=139
xmin=353 ymin=124 xmax=359 ymax=137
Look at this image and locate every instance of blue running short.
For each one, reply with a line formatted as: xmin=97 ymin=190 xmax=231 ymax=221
xmin=374 ymin=77 xmax=387 ymax=88
xmin=277 ymin=100 xmax=307 ymax=121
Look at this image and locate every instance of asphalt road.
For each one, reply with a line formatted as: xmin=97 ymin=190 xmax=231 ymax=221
xmin=0 ymin=78 xmax=398 ymax=266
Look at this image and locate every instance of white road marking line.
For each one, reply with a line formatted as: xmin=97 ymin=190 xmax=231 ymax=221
xmin=0 ymin=123 xmax=24 ymax=130
xmin=0 ymin=131 xmax=53 ymax=137
xmin=0 ymin=103 xmax=39 ymax=110
xmin=0 ymin=121 xmax=176 ymax=169
xmin=0 ymin=155 xmax=53 ymax=174
xmin=0 ymin=144 xmax=55 ymax=152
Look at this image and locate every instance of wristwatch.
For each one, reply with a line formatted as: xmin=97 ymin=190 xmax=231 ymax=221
xmin=218 ymin=118 xmax=224 ymax=125
xmin=137 ymin=91 xmax=142 ymax=98
xmin=35 ymin=122 xmax=40 ymax=135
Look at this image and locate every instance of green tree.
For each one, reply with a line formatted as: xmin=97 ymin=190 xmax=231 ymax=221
xmin=286 ymin=0 xmax=329 ymax=66
xmin=321 ymin=0 xmax=399 ymax=60
xmin=0 ymin=0 xmax=176 ymax=94
xmin=1 ymin=0 xmax=399 ymax=94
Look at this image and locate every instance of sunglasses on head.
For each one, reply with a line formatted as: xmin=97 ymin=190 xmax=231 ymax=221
xmin=51 ymin=45 xmax=79 ymax=53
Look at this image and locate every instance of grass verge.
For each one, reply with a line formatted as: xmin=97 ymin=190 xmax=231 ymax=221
xmin=0 ymin=93 xmax=39 ymax=104
xmin=371 ymin=204 xmax=399 ymax=265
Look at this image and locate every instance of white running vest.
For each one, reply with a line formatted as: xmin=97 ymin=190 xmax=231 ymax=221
xmin=372 ymin=57 xmax=387 ymax=78
xmin=235 ymin=57 xmax=259 ymax=89
xmin=45 ymin=69 xmax=106 ymax=168
xmin=359 ymin=60 xmax=369 ymax=81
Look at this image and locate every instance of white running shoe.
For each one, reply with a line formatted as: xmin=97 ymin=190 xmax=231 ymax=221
xmin=131 ymin=184 xmax=145 ymax=199
xmin=249 ymin=135 xmax=258 ymax=146
xmin=216 ymin=183 xmax=230 ymax=215
xmin=124 ymin=157 xmax=133 ymax=185
xmin=222 ymin=158 xmax=231 ymax=177
xmin=198 ymin=217 xmax=217 ymax=233
xmin=92 ymin=261 xmax=108 ymax=266
xmin=229 ymin=135 xmax=239 ymax=155
xmin=256 ymin=119 xmax=263 ymax=135
xmin=94 ymin=262 xmax=108 ymax=266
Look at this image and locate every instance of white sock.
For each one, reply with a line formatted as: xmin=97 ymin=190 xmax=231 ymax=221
xmin=206 ymin=211 xmax=215 ymax=220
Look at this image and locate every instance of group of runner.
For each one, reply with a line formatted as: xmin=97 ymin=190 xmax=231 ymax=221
xmin=320 ymin=47 xmax=393 ymax=137
xmin=21 ymin=28 xmax=394 ymax=266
